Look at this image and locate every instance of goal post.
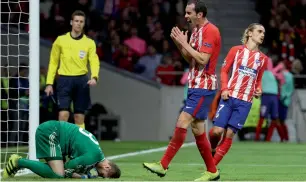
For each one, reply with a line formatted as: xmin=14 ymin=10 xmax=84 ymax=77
xmin=28 ymin=0 xmax=40 ymax=162
xmin=0 ymin=0 xmax=40 ymax=174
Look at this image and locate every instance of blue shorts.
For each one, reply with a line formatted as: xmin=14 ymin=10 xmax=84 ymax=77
xmin=182 ymin=88 xmax=216 ymax=120
xmin=213 ymin=97 xmax=252 ymax=133
xmin=56 ymin=75 xmax=91 ymax=113
xmin=260 ymin=94 xmax=279 ymax=120
xmin=278 ymin=102 xmax=288 ymax=122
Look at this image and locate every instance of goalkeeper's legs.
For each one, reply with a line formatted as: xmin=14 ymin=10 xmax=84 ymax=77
xmin=3 ymin=154 xmax=64 ymax=179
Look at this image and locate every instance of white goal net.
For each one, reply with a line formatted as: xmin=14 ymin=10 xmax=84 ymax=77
xmin=1 ymin=0 xmax=40 ymax=176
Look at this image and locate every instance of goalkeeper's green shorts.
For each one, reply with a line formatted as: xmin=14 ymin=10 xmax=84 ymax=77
xmin=35 ymin=122 xmax=62 ymax=160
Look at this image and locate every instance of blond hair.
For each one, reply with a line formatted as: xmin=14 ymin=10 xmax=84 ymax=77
xmin=241 ymin=23 xmax=262 ymax=44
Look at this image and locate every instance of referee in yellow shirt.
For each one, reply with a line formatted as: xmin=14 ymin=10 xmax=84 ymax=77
xmin=45 ymin=10 xmax=100 ymax=129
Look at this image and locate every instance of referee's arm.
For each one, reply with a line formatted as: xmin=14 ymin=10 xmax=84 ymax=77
xmin=46 ymin=38 xmax=61 ymax=85
xmin=88 ymin=41 xmax=100 ymax=81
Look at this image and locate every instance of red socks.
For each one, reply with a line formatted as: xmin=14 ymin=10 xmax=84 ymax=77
xmin=281 ymin=123 xmax=289 ymax=141
xmin=266 ymin=121 xmax=276 ymax=141
xmin=266 ymin=120 xmax=286 ymax=141
xmin=195 ymin=132 xmax=217 ymax=173
xmin=276 ymin=123 xmax=285 ymax=141
xmin=255 ymin=117 xmax=265 ymax=141
xmin=209 ymin=128 xmax=221 ymax=150
xmin=161 ymin=127 xmax=187 ymax=169
xmin=213 ymin=138 xmax=232 ymax=165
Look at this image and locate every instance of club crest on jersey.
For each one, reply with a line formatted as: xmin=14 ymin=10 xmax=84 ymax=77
xmin=79 ymin=50 xmax=86 ymax=59
xmin=238 ymin=66 xmax=257 ymax=78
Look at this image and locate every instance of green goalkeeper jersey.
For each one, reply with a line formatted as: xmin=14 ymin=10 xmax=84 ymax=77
xmin=36 ymin=120 xmax=105 ymax=176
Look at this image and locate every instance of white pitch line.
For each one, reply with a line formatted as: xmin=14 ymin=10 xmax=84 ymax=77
xmin=107 ymin=142 xmax=195 ymax=160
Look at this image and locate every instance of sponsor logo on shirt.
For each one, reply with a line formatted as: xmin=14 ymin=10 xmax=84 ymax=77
xmin=238 ymin=66 xmax=257 ymax=78
xmin=255 ymin=59 xmax=261 ymax=66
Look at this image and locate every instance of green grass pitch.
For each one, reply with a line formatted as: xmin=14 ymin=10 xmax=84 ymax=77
xmin=1 ymin=141 xmax=306 ymax=181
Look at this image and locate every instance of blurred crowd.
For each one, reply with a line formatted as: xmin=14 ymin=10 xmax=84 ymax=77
xmin=40 ymin=0 xmax=190 ymax=85
xmin=1 ymin=65 xmax=52 ymax=146
xmin=3 ymin=0 xmax=306 ymax=86
xmin=256 ymin=0 xmax=306 ymax=81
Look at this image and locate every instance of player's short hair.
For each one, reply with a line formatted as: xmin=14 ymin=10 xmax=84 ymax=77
xmin=71 ymin=10 xmax=86 ymax=20
xmin=109 ymin=162 xmax=121 ymax=178
xmin=187 ymin=0 xmax=207 ymax=17
xmin=241 ymin=23 xmax=263 ymax=44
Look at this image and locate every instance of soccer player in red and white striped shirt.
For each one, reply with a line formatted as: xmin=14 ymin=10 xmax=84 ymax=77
xmin=143 ymin=0 xmax=221 ymax=181
xmin=209 ymin=23 xmax=268 ymax=166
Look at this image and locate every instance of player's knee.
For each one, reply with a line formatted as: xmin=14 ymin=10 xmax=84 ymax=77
xmin=225 ymin=129 xmax=236 ymax=138
xmin=176 ymin=119 xmax=191 ymax=128
xmin=271 ymin=118 xmax=280 ymax=124
xmin=190 ymin=120 xmax=205 ymax=135
xmin=212 ymin=127 xmax=224 ymax=136
xmin=176 ymin=112 xmax=194 ymax=128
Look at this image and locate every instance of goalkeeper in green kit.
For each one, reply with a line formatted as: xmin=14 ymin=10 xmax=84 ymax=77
xmin=2 ymin=120 xmax=121 ymax=179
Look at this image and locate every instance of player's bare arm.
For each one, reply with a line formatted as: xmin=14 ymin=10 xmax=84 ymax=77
xmin=172 ymin=27 xmax=211 ymax=65
xmin=170 ymin=27 xmax=192 ymax=63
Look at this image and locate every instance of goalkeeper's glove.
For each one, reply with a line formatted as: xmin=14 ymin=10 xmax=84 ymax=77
xmin=81 ymin=168 xmax=99 ymax=179
xmin=64 ymin=169 xmax=75 ymax=178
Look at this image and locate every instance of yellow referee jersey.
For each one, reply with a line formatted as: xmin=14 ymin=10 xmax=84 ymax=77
xmin=46 ymin=32 xmax=100 ymax=85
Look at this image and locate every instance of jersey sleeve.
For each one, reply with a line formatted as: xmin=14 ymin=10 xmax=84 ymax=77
xmin=88 ymin=40 xmax=100 ymax=80
xmin=220 ymin=47 xmax=237 ymax=91
xmin=199 ymin=27 xmax=216 ymax=54
xmin=46 ymin=37 xmax=61 ymax=85
xmin=255 ymin=56 xmax=268 ymax=90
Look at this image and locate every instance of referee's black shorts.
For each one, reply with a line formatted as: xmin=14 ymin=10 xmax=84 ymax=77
xmin=56 ymin=74 xmax=91 ymax=114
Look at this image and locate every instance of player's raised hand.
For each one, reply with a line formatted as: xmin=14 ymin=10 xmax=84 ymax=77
xmin=172 ymin=27 xmax=188 ymax=45
xmin=221 ymin=90 xmax=229 ymax=100
xmin=254 ymin=88 xmax=262 ymax=98
xmin=87 ymin=78 xmax=97 ymax=86
xmin=170 ymin=27 xmax=179 ymax=39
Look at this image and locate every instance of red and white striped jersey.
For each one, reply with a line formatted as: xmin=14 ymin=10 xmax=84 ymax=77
xmin=188 ymin=22 xmax=221 ymax=90
xmin=221 ymin=45 xmax=268 ymax=102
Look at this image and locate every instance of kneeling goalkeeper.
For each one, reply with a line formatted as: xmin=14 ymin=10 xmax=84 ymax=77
xmin=2 ymin=120 xmax=121 ymax=179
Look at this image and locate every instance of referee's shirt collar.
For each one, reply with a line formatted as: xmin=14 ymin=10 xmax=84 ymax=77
xmin=70 ymin=32 xmax=84 ymax=40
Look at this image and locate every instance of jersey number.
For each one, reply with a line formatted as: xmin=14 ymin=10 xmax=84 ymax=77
xmin=217 ymin=104 xmax=224 ymax=114
xmin=215 ymin=104 xmax=224 ymax=118
xmin=79 ymin=128 xmax=99 ymax=145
